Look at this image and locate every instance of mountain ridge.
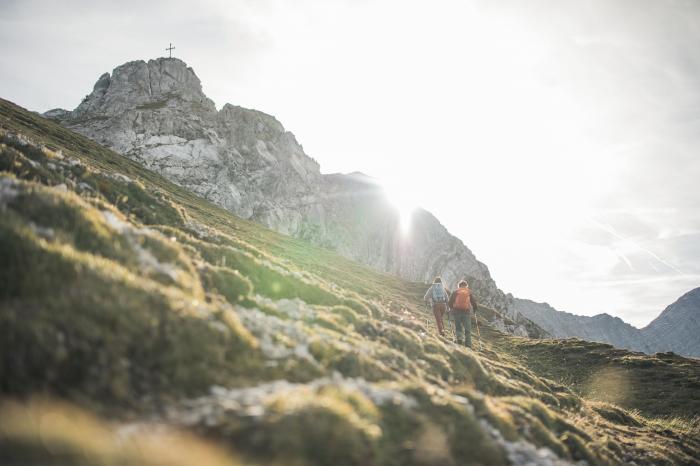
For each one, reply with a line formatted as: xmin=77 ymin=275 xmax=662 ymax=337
xmin=514 ymin=288 xmax=700 ymax=358
xmin=513 ymin=298 xmax=653 ymax=353
xmin=44 ymin=56 xmax=543 ymax=338
xmin=642 ymin=287 xmax=700 ymax=357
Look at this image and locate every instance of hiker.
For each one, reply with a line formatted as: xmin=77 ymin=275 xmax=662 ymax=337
xmin=448 ymin=280 xmax=478 ymax=347
xmin=424 ymin=277 xmax=449 ymax=337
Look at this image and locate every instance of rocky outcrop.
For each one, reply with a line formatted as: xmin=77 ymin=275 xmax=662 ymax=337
xmin=45 ymin=57 xmax=541 ymax=336
xmin=642 ymin=287 xmax=700 ymax=358
xmin=59 ymin=59 xmax=322 ymax=235
xmin=42 ymin=108 xmax=70 ymax=119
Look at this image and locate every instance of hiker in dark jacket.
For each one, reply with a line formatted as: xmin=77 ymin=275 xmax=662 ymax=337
xmin=448 ymin=280 xmax=478 ymax=347
xmin=424 ymin=277 xmax=449 ymax=337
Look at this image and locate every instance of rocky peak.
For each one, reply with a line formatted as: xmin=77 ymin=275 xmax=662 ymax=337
xmin=93 ymin=72 xmax=111 ymax=93
xmin=42 ymin=108 xmax=70 ymax=119
xmin=215 ymin=104 xmax=320 ymax=183
xmin=71 ymin=58 xmax=216 ymax=120
xmin=218 ymin=104 xmax=285 ymax=136
xmin=643 ymin=287 xmax=700 ymax=357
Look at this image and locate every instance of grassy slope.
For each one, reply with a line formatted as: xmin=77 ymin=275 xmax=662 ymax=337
xmin=1 ymin=97 xmax=699 ymax=466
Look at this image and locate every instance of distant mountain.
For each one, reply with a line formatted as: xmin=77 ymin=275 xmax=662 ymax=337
xmin=43 ymin=57 xmax=544 ymax=337
xmin=513 ymin=298 xmax=651 ymax=352
xmin=643 ymin=287 xmax=700 ymax=358
xmin=514 ymin=288 xmax=700 ymax=358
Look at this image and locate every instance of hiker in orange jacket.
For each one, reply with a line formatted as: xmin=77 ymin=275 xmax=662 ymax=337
xmin=424 ymin=277 xmax=450 ymax=337
xmin=448 ymin=280 xmax=478 ymax=347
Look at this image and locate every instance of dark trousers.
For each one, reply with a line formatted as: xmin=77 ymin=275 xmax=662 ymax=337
xmin=432 ymin=303 xmax=446 ymax=335
xmin=453 ymin=310 xmax=472 ymax=347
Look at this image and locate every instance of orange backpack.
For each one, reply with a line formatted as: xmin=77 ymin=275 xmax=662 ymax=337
xmin=453 ymin=288 xmax=471 ymax=311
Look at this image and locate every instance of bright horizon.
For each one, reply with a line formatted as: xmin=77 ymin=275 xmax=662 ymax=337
xmin=2 ymin=0 xmax=699 ymax=327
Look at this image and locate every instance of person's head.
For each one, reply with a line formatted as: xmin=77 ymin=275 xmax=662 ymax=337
xmin=458 ymin=280 xmax=468 ymax=288
xmin=433 ymin=277 xmax=442 ymax=284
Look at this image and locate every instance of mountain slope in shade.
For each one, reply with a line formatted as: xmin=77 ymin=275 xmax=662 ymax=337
xmin=515 ymin=290 xmax=700 ymax=358
xmin=43 ymin=57 xmax=542 ymax=337
xmin=643 ymin=287 xmax=700 ymax=358
xmin=513 ymin=298 xmax=652 ymax=353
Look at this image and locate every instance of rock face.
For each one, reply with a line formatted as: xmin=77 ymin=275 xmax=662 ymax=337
xmin=42 ymin=108 xmax=70 ymax=119
xmin=46 ymin=57 xmax=542 ymax=336
xmin=514 ymin=290 xmax=700 ymax=358
xmin=62 ymin=59 xmax=322 ymax=235
xmin=642 ymin=288 xmax=700 ymax=358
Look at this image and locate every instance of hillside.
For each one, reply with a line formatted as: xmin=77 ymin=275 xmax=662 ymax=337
xmin=1 ymin=97 xmax=700 ymax=465
xmin=43 ymin=57 xmax=537 ymax=334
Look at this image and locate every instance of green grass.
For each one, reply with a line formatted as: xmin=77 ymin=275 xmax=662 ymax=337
xmin=2 ymin=96 xmax=700 ymax=466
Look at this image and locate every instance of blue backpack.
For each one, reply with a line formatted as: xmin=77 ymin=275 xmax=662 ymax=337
xmin=431 ymin=284 xmax=447 ymax=303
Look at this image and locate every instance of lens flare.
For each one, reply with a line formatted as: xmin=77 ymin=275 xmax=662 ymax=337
xmin=382 ymin=180 xmax=418 ymax=234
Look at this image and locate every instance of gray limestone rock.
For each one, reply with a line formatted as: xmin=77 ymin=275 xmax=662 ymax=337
xmin=43 ymin=108 xmax=70 ymax=120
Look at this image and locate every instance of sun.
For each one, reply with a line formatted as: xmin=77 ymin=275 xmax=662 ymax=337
xmin=382 ymin=179 xmax=418 ymax=234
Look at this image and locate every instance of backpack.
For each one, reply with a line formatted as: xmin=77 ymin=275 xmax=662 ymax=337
xmin=453 ymin=288 xmax=471 ymax=311
xmin=431 ymin=284 xmax=447 ymax=303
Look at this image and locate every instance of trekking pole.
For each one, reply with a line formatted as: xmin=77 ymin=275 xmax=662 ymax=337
xmin=445 ymin=310 xmax=451 ymax=339
xmin=444 ymin=309 xmax=451 ymax=341
xmin=447 ymin=309 xmax=456 ymax=342
xmin=424 ymin=302 xmax=432 ymax=336
xmin=474 ymin=309 xmax=482 ymax=351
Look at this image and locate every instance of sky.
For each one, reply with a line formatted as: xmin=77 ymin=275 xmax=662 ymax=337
xmin=2 ymin=0 xmax=699 ymax=327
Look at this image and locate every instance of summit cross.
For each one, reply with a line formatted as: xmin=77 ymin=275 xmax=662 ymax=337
xmin=166 ymin=43 xmax=175 ymax=58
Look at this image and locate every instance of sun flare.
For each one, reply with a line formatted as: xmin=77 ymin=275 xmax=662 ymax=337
xmin=382 ymin=180 xmax=418 ymax=234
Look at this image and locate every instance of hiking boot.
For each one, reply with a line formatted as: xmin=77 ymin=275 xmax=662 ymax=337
xmin=456 ymin=340 xmax=463 ymax=345
xmin=463 ymin=341 xmax=471 ymax=348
